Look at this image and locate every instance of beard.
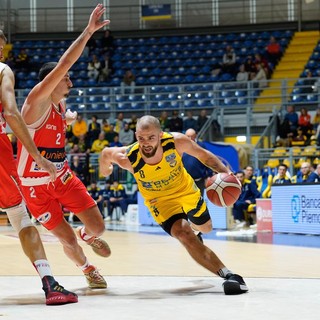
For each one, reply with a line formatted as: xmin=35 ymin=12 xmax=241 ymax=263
xmin=140 ymin=144 xmax=158 ymax=158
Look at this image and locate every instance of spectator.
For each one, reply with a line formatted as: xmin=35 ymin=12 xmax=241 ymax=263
xmin=87 ymin=54 xmax=101 ymax=81
xmin=100 ymin=29 xmax=114 ymax=56
xmin=183 ymin=111 xmax=197 ymax=132
xmin=253 ymin=53 xmax=269 ymax=78
xmin=106 ymin=180 xmax=127 ymax=221
xmin=221 ymin=45 xmax=237 ymax=75
xmin=119 ymin=189 xmax=138 ymax=215
xmin=169 ymin=110 xmax=183 ymax=132
xmin=312 ymin=107 xmax=320 ymax=130
xmin=244 ymin=55 xmax=256 ymax=79
xmin=105 ymin=123 xmax=118 ymax=143
xmin=99 ymin=53 xmax=112 ymax=82
xmin=182 ymin=128 xmax=213 ymax=196
xmin=265 ymin=36 xmax=282 ymax=67
xmin=159 ymin=111 xmax=170 ymax=132
xmin=119 ymin=122 xmax=134 ymax=146
xmin=284 ymin=105 xmax=299 ymax=136
xmin=109 ymin=134 xmax=123 ymax=147
xmin=15 ymin=49 xmax=29 ymax=71
xmin=128 ymin=114 xmax=138 ymax=134
xmin=99 ymin=181 xmax=111 ymax=219
xmin=251 ymin=63 xmax=267 ymax=89
xmin=87 ymin=182 xmax=104 ymax=218
xmin=232 ymin=171 xmax=261 ymax=228
xmin=291 ymin=127 xmax=307 ymax=146
xmin=244 ymin=165 xmax=259 ymax=188
xmin=121 ymin=70 xmax=136 ymax=95
xmin=87 ymin=115 xmax=101 ymax=145
xmin=114 ymin=112 xmax=124 ymax=134
xmin=273 ymin=164 xmax=291 ymax=184
xmin=5 ymin=50 xmax=16 ymax=70
xmin=72 ymin=114 xmax=88 ymax=142
xmin=77 ymin=134 xmax=90 ymax=153
xmin=196 ymin=109 xmax=208 ymax=132
xmin=307 ymin=164 xmax=320 ymax=183
xmin=300 ymin=71 xmax=317 ymax=95
xmin=298 ymin=107 xmax=312 ymax=136
xmin=70 ymin=155 xmax=87 ymax=184
xmin=300 ymin=162 xmax=313 ymax=182
xmin=236 ymin=64 xmax=249 ymax=87
xmin=102 ymin=118 xmax=112 ymax=134
xmin=91 ymin=131 xmax=109 ymax=153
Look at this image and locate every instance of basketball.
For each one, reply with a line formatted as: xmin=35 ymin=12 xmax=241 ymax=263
xmin=206 ymin=173 xmax=241 ymax=207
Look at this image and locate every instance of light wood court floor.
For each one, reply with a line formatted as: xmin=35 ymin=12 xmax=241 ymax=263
xmin=0 ymin=224 xmax=319 ymax=320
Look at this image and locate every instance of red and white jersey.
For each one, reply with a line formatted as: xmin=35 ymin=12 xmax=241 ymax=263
xmin=17 ymin=102 xmax=68 ymax=185
xmin=0 ymin=62 xmax=8 ymax=135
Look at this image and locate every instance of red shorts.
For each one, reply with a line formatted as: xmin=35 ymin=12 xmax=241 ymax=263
xmin=21 ymin=168 xmax=96 ymax=230
xmin=0 ymin=134 xmax=23 ymax=209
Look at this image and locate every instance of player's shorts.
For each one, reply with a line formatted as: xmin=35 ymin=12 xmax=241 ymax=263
xmin=0 ymin=134 xmax=23 ymax=210
xmin=143 ymin=188 xmax=211 ymax=235
xmin=21 ymin=168 xmax=96 ymax=230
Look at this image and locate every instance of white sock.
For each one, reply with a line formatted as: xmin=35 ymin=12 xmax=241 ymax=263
xmin=34 ymin=259 xmax=53 ymax=278
xmin=79 ymin=227 xmax=93 ymax=241
xmin=218 ymin=267 xmax=233 ymax=278
xmin=78 ymin=258 xmax=91 ymax=271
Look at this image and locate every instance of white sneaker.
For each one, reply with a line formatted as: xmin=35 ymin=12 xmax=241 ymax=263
xmin=234 ymin=221 xmax=246 ymax=229
xmin=119 ymin=216 xmax=125 ymax=222
xmin=104 ymin=216 xmax=111 ymax=221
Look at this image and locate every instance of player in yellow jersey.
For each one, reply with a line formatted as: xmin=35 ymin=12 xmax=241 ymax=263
xmin=100 ymin=115 xmax=248 ymax=295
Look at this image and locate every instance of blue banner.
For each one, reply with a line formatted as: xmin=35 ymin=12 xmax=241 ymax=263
xmin=141 ymin=4 xmax=172 ymax=21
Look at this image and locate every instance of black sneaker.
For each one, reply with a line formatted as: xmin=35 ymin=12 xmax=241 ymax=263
xmin=42 ymin=276 xmax=78 ymax=305
xmin=197 ymin=232 xmax=203 ymax=243
xmin=223 ymin=274 xmax=248 ymax=295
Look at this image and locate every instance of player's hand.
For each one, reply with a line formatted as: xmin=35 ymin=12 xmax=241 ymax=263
xmin=87 ymin=4 xmax=110 ymax=34
xmin=65 ymin=109 xmax=77 ymax=125
xmin=34 ymin=156 xmax=57 ymax=182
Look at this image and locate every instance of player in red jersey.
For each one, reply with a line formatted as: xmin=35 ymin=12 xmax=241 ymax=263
xmin=0 ymin=30 xmax=77 ymax=305
xmin=17 ymin=4 xmax=111 ymax=289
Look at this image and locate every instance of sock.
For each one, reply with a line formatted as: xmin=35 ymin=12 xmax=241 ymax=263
xmin=33 ymin=259 xmax=53 ymax=278
xmin=218 ymin=267 xmax=233 ymax=278
xmin=79 ymin=227 xmax=93 ymax=241
xmin=78 ymin=258 xmax=91 ymax=271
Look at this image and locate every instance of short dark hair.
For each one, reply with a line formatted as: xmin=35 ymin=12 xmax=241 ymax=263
xmin=0 ymin=30 xmax=7 ymax=43
xmin=38 ymin=62 xmax=57 ymax=81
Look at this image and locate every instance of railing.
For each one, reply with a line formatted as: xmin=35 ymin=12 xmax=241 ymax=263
xmin=1 ymin=0 xmax=319 ymax=36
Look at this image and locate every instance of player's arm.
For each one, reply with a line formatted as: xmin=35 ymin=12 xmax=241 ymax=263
xmin=174 ymin=132 xmax=231 ymax=174
xmin=99 ymin=146 xmax=132 ymax=177
xmin=22 ymin=4 xmax=110 ymax=124
xmin=1 ymin=66 xmax=57 ymax=181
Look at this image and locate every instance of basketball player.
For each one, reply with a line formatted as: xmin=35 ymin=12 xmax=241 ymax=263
xmin=0 ymin=30 xmax=77 ymax=305
xmin=17 ymin=4 xmax=111 ymax=289
xmin=99 ymin=115 xmax=248 ymax=295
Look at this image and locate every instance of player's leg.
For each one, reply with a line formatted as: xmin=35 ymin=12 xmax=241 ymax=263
xmin=49 ymin=218 xmax=107 ymax=289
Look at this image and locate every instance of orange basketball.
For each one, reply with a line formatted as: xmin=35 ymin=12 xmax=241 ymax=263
xmin=206 ymin=173 xmax=241 ymax=207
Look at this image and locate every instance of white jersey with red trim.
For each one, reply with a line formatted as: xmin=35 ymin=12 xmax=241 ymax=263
xmin=0 ymin=62 xmax=8 ymax=135
xmin=17 ymin=102 xmax=67 ymax=185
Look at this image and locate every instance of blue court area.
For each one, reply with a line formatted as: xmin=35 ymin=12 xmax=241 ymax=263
xmin=105 ymin=222 xmax=320 ymax=249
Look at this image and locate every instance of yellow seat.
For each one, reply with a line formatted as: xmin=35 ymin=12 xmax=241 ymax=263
xmin=265 ymin=158 xmax=280 ymax=168
xmin=313 ymin=157 xmax=320 ymax=165
xmin=270 ymin=147 xmax=288 ymax=157
xmin=294 ymin=157 xmax=309 ymax=169
xmin=282 ymin=158 xmax=291 ymax=167
xmin=302 ymin=145 xmax=318 ymax=157
xmin=291 ymin=146 xmax=302 ymax=156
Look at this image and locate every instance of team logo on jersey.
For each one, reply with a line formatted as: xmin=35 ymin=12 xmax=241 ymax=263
xmin=37 ymin=212 xmax=51 ymax=224
xmin=165 ymin=153 xmax=177 ymax=167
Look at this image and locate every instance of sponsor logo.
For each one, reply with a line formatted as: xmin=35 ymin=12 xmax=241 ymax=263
xmin=165 ymin=153 xmax=177 ymax=167
xmin=37 ymin=212 xmax=51 ymax=224
xmin=291 ymin=195 xmax=320 ymax=224
xmin=256 ymin=206 xmax=272 ymax=222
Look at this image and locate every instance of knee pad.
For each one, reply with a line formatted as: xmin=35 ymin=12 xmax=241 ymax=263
xmin=5 ymin=202 xmax=33 ymax=233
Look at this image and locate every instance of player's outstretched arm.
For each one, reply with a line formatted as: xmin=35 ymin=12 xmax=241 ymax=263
xmin=1 ymin=66 xmax=57 ymax=182
xmin=174 ymin=132 xmax=231 ymax=174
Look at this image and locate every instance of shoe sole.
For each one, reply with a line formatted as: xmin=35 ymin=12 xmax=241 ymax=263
xmin=223 ymin=281 xmax=248 ymax=295
xmin=87 ymin=283 xmax=108 ymax=289
xmin=46 ymin=295 xmax=78 ymax=305
xmin=90 ymin=238 xmax=111 ymax=258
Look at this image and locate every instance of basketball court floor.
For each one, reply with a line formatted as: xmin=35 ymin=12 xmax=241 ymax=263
xmin=0 ymin=221 xmax=319 ymax=320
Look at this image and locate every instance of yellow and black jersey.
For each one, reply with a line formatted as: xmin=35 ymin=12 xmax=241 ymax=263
xmin=126 ymin=132 xmax=196 ymax=201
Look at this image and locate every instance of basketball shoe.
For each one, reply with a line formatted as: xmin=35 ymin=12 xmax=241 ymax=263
xmin=83 ymin=265 xmax=107 ymax=289
xmin=76 ymin=226 xmax=111 ymax=257
xmin=42 ymin=276 xmax=78 ymax=305
xmin=223 ymin=274 xmax=248 ymax=295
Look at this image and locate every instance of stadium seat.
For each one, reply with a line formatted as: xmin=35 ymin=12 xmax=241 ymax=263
xmin=256 ymin=167 xmax=273 ymax=198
